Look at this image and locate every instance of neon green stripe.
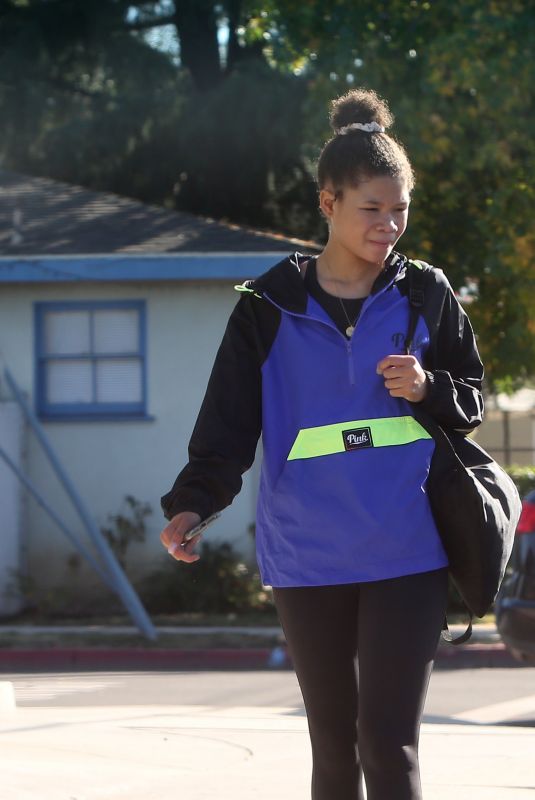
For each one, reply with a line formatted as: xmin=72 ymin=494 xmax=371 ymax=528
xmin=409 ymin=259 xmax=425 ymax=270
xmin=287 ymin=416 xmax=432 ymax=461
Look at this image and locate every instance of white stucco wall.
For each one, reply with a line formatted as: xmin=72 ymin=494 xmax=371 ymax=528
xmin=0 ymin=401 xmax=25 ymax=615
xmin=0 ymin=280 xmax=260 ymax=595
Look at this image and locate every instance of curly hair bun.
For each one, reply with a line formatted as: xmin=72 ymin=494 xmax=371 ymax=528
xmin=329 ymin=88 xmax=394 ymax=134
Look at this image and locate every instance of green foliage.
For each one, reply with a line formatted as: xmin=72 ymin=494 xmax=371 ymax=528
xmin=4 ymin=565 xmax=119 ymax=619
xmin=172 ymin=61 xmax=317 ymax=232
xmin=140 ymin=540 xmax=273 ymax=614
xmin=242 ymin=1 xmax=535 ymax=387
xmin=505 ymin=466 xmax=535 ymax=498
xmin=101 ymin=495 xmax=152 ymax=569
xmin=0 ymin=8 xmax=186 ymax=201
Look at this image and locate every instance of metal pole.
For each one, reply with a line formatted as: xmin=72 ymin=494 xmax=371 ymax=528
xmin=0 ymin=445 xmax=115 ymax=591
xmin=4 ymin=368 xmax=157 ymax=640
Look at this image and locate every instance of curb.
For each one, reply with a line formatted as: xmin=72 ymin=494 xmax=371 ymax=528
xmin=0 ymin=647 xmax=279 ymax=671
xmin=435 ymin=643 xmax=520 ymax=669
xmin=0 ymin=642 xmax=522 ymax=671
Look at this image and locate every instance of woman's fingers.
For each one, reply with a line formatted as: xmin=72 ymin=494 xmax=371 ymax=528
xmin=376 ymin=354 xmax=417 ymax=375
xmin=160 ymin=511 xmax=202 ymax=563
xmin=376 ymin=354 xmax=427 ymax=401
xmin=167 ymin=535 xmax=202 ymax=563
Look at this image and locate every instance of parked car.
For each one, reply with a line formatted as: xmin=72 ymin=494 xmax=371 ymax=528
xmin=495 ymin=489 xmax=535 ymax=665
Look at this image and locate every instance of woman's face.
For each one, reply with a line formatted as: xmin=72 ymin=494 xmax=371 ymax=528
xmin=320 ymin=174 xmax=410 ymax=266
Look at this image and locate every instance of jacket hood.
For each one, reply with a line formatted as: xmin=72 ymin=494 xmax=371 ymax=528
xmin=235 ymin=252 xmax=309 ymax=313
xmin=236 ymin=251 xmax=409 ymax=314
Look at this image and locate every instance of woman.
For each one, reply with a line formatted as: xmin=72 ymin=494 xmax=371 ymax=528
xmin=160 ymin=88 xmax=484 ymax=800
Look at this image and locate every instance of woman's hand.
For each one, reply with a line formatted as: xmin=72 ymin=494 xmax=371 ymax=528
xmin=160 ymin=511 xmax=202 ymax=563
xmin=376 ymin=355 xmax=428 ymax=403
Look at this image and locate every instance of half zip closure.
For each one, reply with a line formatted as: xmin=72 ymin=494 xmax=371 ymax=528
xmin=346 ymin=338 xmax=356 ymax=385
xmin=262 ymin=292 xmax=357 ymax=384
xmin=261 ymin=268 xmax=401 ymax=388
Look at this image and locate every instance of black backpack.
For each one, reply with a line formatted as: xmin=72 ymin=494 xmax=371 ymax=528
xmin=405 ymin=260 xmax=521 ymax=643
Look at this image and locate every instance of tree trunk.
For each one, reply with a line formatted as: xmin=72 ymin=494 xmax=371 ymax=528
xmin=224 ymin=0 xmax=242 ymax=74
xmin=173 ymin=0 xmax=221 ymax=91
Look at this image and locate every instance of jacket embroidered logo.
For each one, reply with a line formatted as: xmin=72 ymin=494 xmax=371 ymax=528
xmin=343 ymin=427 xmax=374 ymax=451
xmin=287 ymin=416 xmax=432 ymax=461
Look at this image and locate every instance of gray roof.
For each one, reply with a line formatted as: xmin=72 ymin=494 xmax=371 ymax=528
xmin=0 ymin=170 xmax=321 ymax=256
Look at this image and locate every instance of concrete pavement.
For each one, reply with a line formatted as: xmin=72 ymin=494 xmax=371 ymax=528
xmin=0 ymin=702 xmax=533 ymax=799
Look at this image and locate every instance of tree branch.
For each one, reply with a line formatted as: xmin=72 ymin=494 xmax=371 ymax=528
xmin=0 ymin=72 xmax=104 ymax=100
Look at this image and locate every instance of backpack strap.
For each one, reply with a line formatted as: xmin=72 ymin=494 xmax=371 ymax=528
xmin=441 ymin=616 xmax=473 ymax=644
xmin=405 ymin=259 xmax=474 ymax=646
xmin=405 ymin=259 xmax=426 ymax=355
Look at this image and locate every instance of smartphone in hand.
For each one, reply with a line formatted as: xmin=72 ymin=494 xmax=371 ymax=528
xmin=183 ymin=512 xmax=221 ymax=542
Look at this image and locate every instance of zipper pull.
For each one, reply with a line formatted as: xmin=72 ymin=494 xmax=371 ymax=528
xmin=346 ymin=339 xmax=356 ymax=386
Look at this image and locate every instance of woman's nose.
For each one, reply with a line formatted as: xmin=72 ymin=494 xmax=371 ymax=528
xmin=376 ymin=216 xmax=398 ymax=231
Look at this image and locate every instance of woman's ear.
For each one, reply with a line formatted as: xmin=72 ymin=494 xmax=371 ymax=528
xmin=318 ymin=188 xmax=337 ymax=220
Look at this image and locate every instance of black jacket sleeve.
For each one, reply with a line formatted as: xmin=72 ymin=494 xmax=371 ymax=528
xmin=160 ymin=294 xmax=276 ymax=521
xmin=418 ymin=269 xmax=484 ymax=432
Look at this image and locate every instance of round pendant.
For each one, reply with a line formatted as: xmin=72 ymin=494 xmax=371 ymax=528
xmin=346 ymin=325 xmax=354 ymax=337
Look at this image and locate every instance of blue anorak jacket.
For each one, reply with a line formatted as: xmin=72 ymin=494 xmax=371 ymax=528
xmin=162 ymin=252 xmax=484 ymax=587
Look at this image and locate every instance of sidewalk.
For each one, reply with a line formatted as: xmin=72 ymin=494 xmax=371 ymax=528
xmin=0 ymin=621 xmax=522 ymax=670
xmin=0 ymin=702 xmax=532 ymax=799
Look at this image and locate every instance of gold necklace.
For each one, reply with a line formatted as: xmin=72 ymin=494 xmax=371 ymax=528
xmin=320 ymin=256 xmax=360 ymax=337
xmin=338 ymin=297 xmax=358 ymax=338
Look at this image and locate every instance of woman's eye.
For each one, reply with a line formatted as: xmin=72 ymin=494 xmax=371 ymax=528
xmin=360 ymin=207 xmax=407 ymax=212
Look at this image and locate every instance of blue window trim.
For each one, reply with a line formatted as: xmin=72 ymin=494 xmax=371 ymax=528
xmin=34 ymin=299 xmax=148 ymax=421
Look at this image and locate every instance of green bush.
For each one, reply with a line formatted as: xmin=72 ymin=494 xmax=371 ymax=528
xmin=505 ymin=466 xmax=535 ymax=498
xmin=139 ymin=541 xmax=274 ymax=615
xmin=101 ymin=495 xmax=151 ymax=570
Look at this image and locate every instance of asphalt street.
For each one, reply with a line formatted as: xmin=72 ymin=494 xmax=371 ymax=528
xmin=3 ymin=667 xmax=535 ymax=723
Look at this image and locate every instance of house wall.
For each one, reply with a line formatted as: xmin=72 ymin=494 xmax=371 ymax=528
xmin=0 ymin=401 xmax=26 ymax=615
xmin=0 ymin=281 xmax=260 ymax=600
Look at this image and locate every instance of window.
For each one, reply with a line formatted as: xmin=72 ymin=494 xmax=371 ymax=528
xmin=35 ymin=301 xmax=148 ymax=419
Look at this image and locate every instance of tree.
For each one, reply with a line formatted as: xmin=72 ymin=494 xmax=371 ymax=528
xmin=238 ymin=1 xmax=535 ymax=387
xmin=408 ymin=2 xmax=535 ymax=389
xmin=0 ymin=0 xmax=315 ymax=226
xmin=0 ymin=0 xmax=182 ymax=190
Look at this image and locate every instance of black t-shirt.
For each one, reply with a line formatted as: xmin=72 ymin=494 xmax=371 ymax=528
xmin=304 ymin=257 xmax=366 ymax=338
xmin=304 ymin=256 xmax=401 ymax=338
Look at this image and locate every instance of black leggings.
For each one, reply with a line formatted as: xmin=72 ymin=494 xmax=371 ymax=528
xmin=272 ymin=568 xmax=448 ymax=800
